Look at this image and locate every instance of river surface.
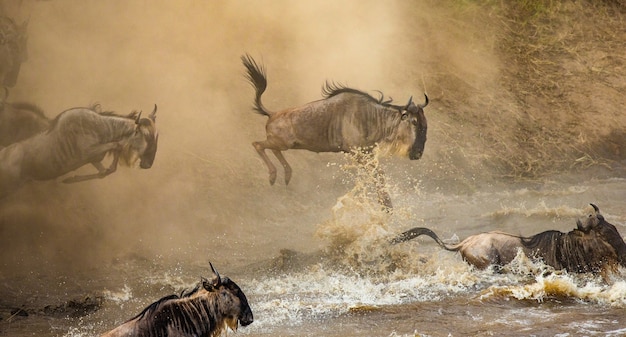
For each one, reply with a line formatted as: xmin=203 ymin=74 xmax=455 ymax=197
xmin=1 ymin=168 xmax=625 ymax=337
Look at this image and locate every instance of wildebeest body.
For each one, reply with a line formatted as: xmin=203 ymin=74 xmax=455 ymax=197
xmin=265 ymin=93 xmax=409 ymax=153
xmin=392 ymin=204 xmax=626 ymax=275
xmin=242 ymin=54 xmax=427 ymax=209
xmin=0 ymin=105 xmax=158 ymax=198
xmin=100 ymin=263 xmax=253 ymax=337
xmin=18 ymin=109 xmax=133 ymax=179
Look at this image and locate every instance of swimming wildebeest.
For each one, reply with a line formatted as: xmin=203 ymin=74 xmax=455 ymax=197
xmin=0 ymin=101 xmax=50 ymax=147
xmin=392 ymin=204 xmax=626 ymax=275
xmin=242 ymin=54 xmax=428 ymax=210
xmin=0 ymin=104 xmax=158 ymax=198
xmin=0 ymin=16 xmax=28 ymax=89
xmin=100 ymin=262 xmax=253 ymax=337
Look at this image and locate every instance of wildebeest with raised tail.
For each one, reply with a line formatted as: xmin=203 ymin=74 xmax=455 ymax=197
xmin=0 ymin=101 xmax=50 ymax=147
xmin=242 ymin=54 xmax=428 ymax=209
xmin=392 ymin=204 xmax=626 ymax=275
xmin=100 ymin=263 xmax=253 ymax=337
xmin=0 ymin=104 xmax=158 ymax=198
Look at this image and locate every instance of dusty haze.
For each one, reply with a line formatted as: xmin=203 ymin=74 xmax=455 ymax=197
xmin=0 ymin=0 xmax=624 ymax=285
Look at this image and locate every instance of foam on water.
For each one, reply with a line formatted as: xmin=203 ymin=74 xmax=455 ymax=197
xmin=479 ymin=252 xmax=626 ymax=307
xmin=103 ymin=284 xmax=133 ymax=304
xmin=243 ymin=264 xmax=489 ymax=333
xmin=61 ymin=169 xmax=626 ymax=336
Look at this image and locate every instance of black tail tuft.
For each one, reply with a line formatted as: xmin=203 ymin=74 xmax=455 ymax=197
xmin=241 ymin=54 xmax=270 ymax=116
xmin=390 ymin=227 xmax=452 ymax=251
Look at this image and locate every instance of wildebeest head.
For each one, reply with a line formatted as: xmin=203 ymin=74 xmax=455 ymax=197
xmin=203 ymin=262 xmax=254 ymax=329
xmin=576 ymin=203 xmax=626 ymax=267
xmin=400 ymin=94 xmax=428 ymax=160
xmin=0 ymin=17 xmax=28 ymax=88
xmin=122 ymin=105 xmax=158 ymax=169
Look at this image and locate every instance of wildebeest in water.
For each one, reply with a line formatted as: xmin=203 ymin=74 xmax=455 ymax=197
xmin=392 ymin=204 xmax=626 ymax=277
xmin=242 ymin=54 xmax=428 ymax=210
xmin=100 ymin=262 xmax=254 ymax=337
xmin=0 ymin=101 xmax=50 ymax=147
xmin=0 ymin=104 xmax=158 ymax=198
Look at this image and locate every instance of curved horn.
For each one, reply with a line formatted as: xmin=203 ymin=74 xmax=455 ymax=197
xmin=590 ymin=203 xmax=600 ymax=214
xmin=404 ymin=96 xmax=413 ymax=109
xmin=418 ymin=93 xmax=429 ymax=109
xmin=149 ymin=104 xmax=157 ymax=122
xmin=135 ymin=111 xmax=142 ymax=124
xmin=209 ymin=262 xmax=222 ymax=286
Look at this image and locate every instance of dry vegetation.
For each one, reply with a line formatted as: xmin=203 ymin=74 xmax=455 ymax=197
xmin=420 ymin=0 xmax=626 ymax=181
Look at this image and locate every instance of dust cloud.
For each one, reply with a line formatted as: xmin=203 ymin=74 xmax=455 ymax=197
xmin=0 ymin=0 xmax=624 ymax=285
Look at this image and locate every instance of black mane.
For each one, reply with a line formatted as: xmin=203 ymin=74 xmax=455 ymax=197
xmin=521 ymin=230 xmax=563 ymax=250
xmin=522 ymin=226 xmax=624 ymax=273
xmin=131 ymin=294 xmax=179 ymax=321
xmin=321 ymin=82 xmax=402 ymax=109
xmin=47 ymin=105 xmax=136 ymax=133
xmin=129 ymin=281 xmax=202 ymax=322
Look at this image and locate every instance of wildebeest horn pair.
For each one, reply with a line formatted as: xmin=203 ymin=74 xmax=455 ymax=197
xmin=403 ymin=94 xmax=429 ymax=110
xmin=134 ymin=104 xmax=158 ymax=124
xmin=202 ymin=262 xmax=223 ymax=289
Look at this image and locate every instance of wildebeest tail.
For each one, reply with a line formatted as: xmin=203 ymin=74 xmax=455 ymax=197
xmin=390 ymin=227 xmax=458 ymax=251
xmin=241 ymin=54 xmax=271 ymax=116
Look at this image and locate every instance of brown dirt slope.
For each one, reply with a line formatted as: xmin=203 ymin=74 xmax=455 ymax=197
xmin=433 ymin=0 xmax=626 ymax=179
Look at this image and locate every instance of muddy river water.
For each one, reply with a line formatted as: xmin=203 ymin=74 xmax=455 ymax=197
xmin=2 ymin=168 xmax=625 ymax=337
xmin=1 ymin=1 xmax=625 ymax=336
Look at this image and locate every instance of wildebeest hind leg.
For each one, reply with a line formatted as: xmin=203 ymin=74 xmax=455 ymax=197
xmin=271 ymin=150 xmax=292 ymax=185
xmin=253 ymin=141 xmax=277 ymax=185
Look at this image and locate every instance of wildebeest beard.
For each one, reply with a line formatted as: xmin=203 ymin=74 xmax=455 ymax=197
xmin=119 ymin=117 xmax=158 ymax=169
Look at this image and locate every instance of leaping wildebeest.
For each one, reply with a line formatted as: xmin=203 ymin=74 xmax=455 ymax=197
xmin=242 ymin=54 xmax=428 ymax=210
xmin=0 ymin=104 xmax=158 ymax=198
xmin=100 ymin=262 xmax=254 ymax=337
xmin=392 ymin=204 xmax=626 ymax=276
xmin=0 ymin=101 xmax=50 ymax=147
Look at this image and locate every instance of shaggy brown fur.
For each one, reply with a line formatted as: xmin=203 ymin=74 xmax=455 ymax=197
xmin=242 ymin=54 xmax=428 ymax=210
xmin=100 ymin=263 xmax=253 ymax=337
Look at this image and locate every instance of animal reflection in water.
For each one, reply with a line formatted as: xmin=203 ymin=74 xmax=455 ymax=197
xmin=100 ymin=263 xmax=254 ymax=337
xmin=0 ymin=101 xmax=50 ymax=146
xmin=393 ymin=204 xmax=626 ymax=276
xmin=0 ymin=104 xmax=158 ymax=198
xmin=242 ymin=54 xmax=428 ymax=210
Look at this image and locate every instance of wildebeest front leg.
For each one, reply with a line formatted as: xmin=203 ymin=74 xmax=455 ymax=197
xmin=253 ymin=141 xmax=278 ymax=185
xmin=272 ymin=150 xmax=292 ymax=185
xmin=62 ymin=143 xmax=121 ymax=184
